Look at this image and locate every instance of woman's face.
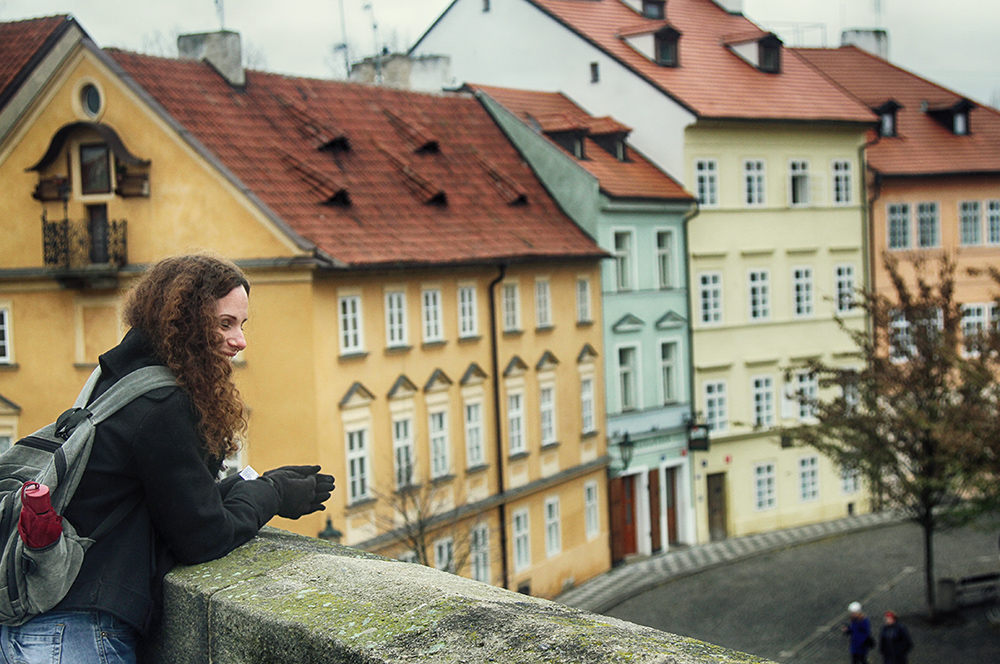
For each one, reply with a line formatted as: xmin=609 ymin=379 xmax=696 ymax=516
xmin=214 ymin=285 xmax=249 ymax=358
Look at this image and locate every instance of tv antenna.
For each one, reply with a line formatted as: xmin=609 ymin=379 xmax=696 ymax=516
xmin=363 ymin=2 xmax=383 ymax=84
xmin=214 ymin=0 xmax=225 ymax=30
xmin=333 ymin=0 xmax=351 ymax=78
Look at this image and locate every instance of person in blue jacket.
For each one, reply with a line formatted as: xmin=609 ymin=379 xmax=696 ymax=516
xmin=842 ymin=601 xmax=874 ymax=663
xmin=0 ymin=255 xmax=334 ymax=664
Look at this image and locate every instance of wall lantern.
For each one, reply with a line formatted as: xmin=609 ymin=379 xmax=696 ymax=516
xmin=618 ymin=431 xmax=635 ymax=471
xmin=318 ymin=517 xmax=343 ymax=544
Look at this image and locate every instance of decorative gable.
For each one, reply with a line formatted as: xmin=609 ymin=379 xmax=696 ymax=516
xmin=655 ymin=311 xmax=687 ymax=330
xmin=503 ymin=355 xmax=528 ymax=377
xmin=387 ymin=374 xmax=419 ymax=399
xmin=535 ymin=350 xmax=560 ymax=372
xmin=460 ymin=362 xmax=489 ymax=386
xmin=577 ymin=343 xmax=599 ymax=363
xmin=0 ymin=393 xmax=21 ymax=415
xmin=424 ymin=368 xmax=453 ymax=393
xmin=339 ymin=381 xmax=375 ymax=409
xmin=612 ymin=313 xmax=645 ymax=333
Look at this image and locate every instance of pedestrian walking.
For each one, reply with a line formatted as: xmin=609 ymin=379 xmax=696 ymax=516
xmin=842 ymin=601 xmax=874 ymax=664
xmin=879 ymin=611 xmax=913 ymax=664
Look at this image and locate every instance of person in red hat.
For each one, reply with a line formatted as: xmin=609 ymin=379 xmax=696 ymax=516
xmin=879 ymin=611 xmax=913 ymax=664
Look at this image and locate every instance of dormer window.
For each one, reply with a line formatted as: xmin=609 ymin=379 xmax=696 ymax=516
xmin=954 ymin=111 xmax=968 ymax=135
xmin=874 ymin=101 xmax=901 ymax=137
xmin=548 ymin=131 xmax=587 ymax=159
xmin=642 ymin=0 xmax=665 ymax=19
xmin=758 ymin=35 xmax=781 ymax=73
xmin=925 ymin=99 xmax=974 ymax=136
xmin=654 ymin=27 xmax=680 ymax=67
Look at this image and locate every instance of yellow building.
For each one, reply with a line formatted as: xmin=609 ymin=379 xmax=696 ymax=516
xmin=0 ymin=18 xmax=610 ymax=597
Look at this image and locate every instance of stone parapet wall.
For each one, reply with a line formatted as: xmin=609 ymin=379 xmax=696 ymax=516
xmin=141 ymin=527 xmax=776 ymax=663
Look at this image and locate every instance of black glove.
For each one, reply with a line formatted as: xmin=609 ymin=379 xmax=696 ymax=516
xmin=263 ymin=465 xmax=335 ymax=519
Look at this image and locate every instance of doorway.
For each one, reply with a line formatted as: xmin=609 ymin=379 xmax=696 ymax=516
xmin=706 ymin=472 xmax=728 ymax=542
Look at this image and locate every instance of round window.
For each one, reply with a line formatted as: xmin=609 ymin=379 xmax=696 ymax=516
xmin=80 ymin=84 xmax=101 ymax=117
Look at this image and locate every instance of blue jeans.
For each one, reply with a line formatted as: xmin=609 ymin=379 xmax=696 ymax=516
xmin=0 ymin=611 xmax=137 ymax=664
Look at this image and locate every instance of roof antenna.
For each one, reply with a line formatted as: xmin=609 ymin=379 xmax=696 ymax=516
xmin=215 ymin=0 xmax=225 ymax=30
xmin=334 ymin=0 xmax=351 ymax=79
xmin=363 ymin=2 xmax=383 ymax=85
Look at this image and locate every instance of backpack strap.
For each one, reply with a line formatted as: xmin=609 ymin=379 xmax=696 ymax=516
xmin=85 ymin=366 xmax=178 ymax=425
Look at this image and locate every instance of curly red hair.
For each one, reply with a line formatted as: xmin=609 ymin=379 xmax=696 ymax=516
xmin=123 ymin=255 xmax=250 ymax=460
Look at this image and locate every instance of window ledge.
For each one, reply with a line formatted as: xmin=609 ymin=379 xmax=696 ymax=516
xmin=421 ymin=340 xmax=447 ymax=350
xmin=339 ymin=351 xmax=369 ymax=361
xmin=508 ymin=451 xmax=530 ymax=461
xmin=576 ymin=320 xmax=594 ymax=328
xmin=458 ymin=335 xmax=482 ymax=344
xmin=466 ymin=463 xmax=490 ymax=474
xmin=535 ymin=325 xmax=555 ymax=333
xmin=0 ymin=363 xmax=20 ymax=371
xmin=502 ymin=329 xmax=524 ymax=338
xmin=73 ymin=363 xmax=98 ymax=370
xmin=346 ymin=496 xmax=377 ymax=512
xmin=385 ymin=345 xmax=412 ymax=355
xmin=431 ymin=473 xmax=455 ymax=485
xmin=541 ymin=440 xmax=561 ymax=451
xmin=581 ymin=430 xmax=599 ymax=440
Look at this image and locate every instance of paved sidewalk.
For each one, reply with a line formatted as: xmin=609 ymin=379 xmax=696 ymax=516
xmin=556 ymin=511 xmax=902 ymax=614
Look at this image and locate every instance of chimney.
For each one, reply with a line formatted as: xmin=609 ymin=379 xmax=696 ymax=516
xmin=841 ymin=29 xmax=889 ymax=60
xmin=713 ymin=0 xmax=743 ymax=14
xmin=178 ymin=31 xmax=245 ymax=87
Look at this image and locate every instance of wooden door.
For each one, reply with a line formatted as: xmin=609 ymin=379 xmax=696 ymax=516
xmin=706 ymin=472 xmax=728 ymax=542
xmin=648 ymin=469 xmax=661 ymax=553
xmin=664 ymin=466 xmax=679 ymax=545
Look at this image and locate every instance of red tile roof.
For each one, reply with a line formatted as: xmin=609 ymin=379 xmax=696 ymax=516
xmin=107 ymin=50 xmax=605 ymax=268
xmin=470 ymin=84 xmax=692 ymax=201
xmin=795 ymin=46 xmax=1000 ymax=176
xmin=525 ymin=0 xmax=875 ymax=123
xmin=0 ymin=16 xmax=75 ymax=109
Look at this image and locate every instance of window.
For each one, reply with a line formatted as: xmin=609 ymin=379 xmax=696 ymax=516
xmin=799 ymin=456 xmax=819 ymax=502
xmin=841 ymin=468 xmax=860 ymax=494
xmin=338 ymin=295 xmax=363 ymax=354
xmin=962 ymin=304 xmax=987 ymax=355
xmin=0 ymin=307 xmax=9 ymax=363
xmin=754 ymin=462 xmax=776 ymax=511
xmin=585 ymin=481 xmax=600 ymax=539
xmin=80 ymin=83 xmax=101 ymax=117
xmin=429 ymin=410 xmax=449 ymax=478
xmin=988 ymin=201 xmax=1000 ymax=245
xmin=699 ymin=272 xmax=722 ymax=325
xmin=393 ymin=418 xmax=415 ymax=488
xmin=752 ymin=376 xmax=775 ymax=428
xmin=758 ymin=38 xmax=781 ymax=73
xmin=458 ymin=286 xmax=478 ymax=338
xmin=513 ymin=509 xmax=530 ymax=572
xmin=795 ymin=371 xmax=818 ymax=421
xmin=695 ymin=160 xmax=718 ymax=207
xmin=618 ymin=346 xmax=638 ymax=411
xmin=789 ymin=160 xmax=810 ymax=206
xmin=464 ymin=401 xmax=484 ymax=468
xmin=835 ymin=265 xmax=855 ymax=313
xmin=576 ymin=278 xmax=592 ymax=323
xmin=544 ymin=497 xmax=561 ymax=557
xmin=0 ymin=436 xmax=11 ymax=455
xmin=502 ymin=283 xmax=520 ymax=332
xmin=832 ymin=160 xmax=852 ymax=205
xmin=654 ymin=29 xmax=679 ymax=67
xmin=346 ymin=428 xmax=370 ymax=503
xmin=642 ymin=0 xmax=665 ymax=18
xmin=590 ymin=62 xmax=600 ymax=83
xmin=960 ymin=201 xmax=982 ymax=245
xmin=507 ymin=392 xmax=525 ymax=455
xmin=656 ymin=230 xmax=675 ymax=289
xmin=613 ymin=231 xmax=634 ymax=291
xmin=793 ymin=268 xmax=813 ymax=317
xmin=880 ymin=110 xmax=896 ymax=137
xmin=954 ymin=111 xmax=968 ymax=136
xmin=887 ymin=203 xmax=911 ymax=249
xmin=535 ymin=280 xmax=552 ymax=328
xmin=743 ymin=159 xmax=765 ymax=206
xmin=470 ymin=524 xmax=490 ymax=583
xmin=704 ymin=380 xmax=727 ymax=432
xmin=80 ymin=144 xmax=111 ymax=195
xmin=580 ymin=378 xmax=595 ymax=434
xmin=748 ymin=269 xmax=770 ymax=321
xmin=917 ymin=202 xmax=940 ymax=248
xmin=660 ymin=341 xmax=677 ymax=403
xmin=385 ymin=291 xmax=407 ymax=347
xmin=539 ymin=386 xmax=556 ymax=445
xmin=889 ymin=310 xmax=913 ymax=362
xmin=422 ymin=289 xmax=443 ymax=343
xmin=434 ymin=537 xmax=455 ymax=573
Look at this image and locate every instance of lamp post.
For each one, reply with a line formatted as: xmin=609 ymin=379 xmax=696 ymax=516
xmin=318 ymin=517 xmax=343 ymax=544
xmin=618 ymin=431 xmax=635 ymax=472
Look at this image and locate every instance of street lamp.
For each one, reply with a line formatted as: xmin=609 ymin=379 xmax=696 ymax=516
xmin=318 ymin=517 xmax=343 ymax=544
xmin=618 ymin=432 xmax=635 ymax=471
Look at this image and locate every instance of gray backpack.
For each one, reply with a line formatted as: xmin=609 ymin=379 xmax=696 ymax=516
xmin=0 ymin=365 xmax=176 ymax=625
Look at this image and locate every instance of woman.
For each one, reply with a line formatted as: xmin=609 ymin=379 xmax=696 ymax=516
xmin=0 ymin=255 xmax=334 ymax=663
xmin=879 ymin=611 xmax=913 ymax=664
xmin=842 ymin=601 xmax=874 ymax=664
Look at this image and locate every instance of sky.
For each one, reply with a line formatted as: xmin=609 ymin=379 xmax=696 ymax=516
xmin=1 ymin=0 xmax=998 ymax=106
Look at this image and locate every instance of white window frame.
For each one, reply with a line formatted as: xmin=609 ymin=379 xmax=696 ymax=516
xmin=704 ymin=380 xmax=728 ymax=432
xmin=917 ymin=202 xmax=940 ymax=248
xmin=385 ymin=291 xmax=407 ymax=348
xmin=887 ymin=203 xmax=911 ymax=249
xmin=576 ymin=278 xmax=592 ymax=323
xmin=0 ymin=306 xmax=10 ymax=363
xmin=747 ymin=269 xmax=770 ymax=321
xmin=346 ymin=426 xmax=371 ymax=504
xmin=539 ymin=384 xmax=557 ymax=446
xmin=434 ymin=536 xmax=455 ymax=573
xmin=698 ymin=271 xmax=723 ymax=325
xmin=338 ymin=295 xmax=364 ymax=354
xmin=584 ymin=480 xmax=600 ymax=540
xmin=660 ymin=340 xmax=678 ymax=404
xmin=458 ymin=285 xmax=478 ymax=338
xmin=831 ymin=159 xmax=852 ymax=205
xmin=743 ymin=159 xmax=765 ymax=206
xmin=535 ymin=279 xmax=552 ymax=328
xmin=470 ymin=523 xmax=490 ymax=583
xmin=789 ymin=159 xmax=810 ymax=207
xmin=988 ymin=200 xmax=1000 ymax=245
xmin=841 ymin=468 xmax=860 ymax=494
xmin=695 ymin=159 xmax=718 ymax=208
xmin=507 ymin=391 xmax=525 ymax=455
xmin=429 ymin=408 xmax=450 ymax=479
xmin=962 ymin=303 xmax=987 ymax=356
xmin=799 ymin=455 xmax=820 ymax=502
xmin=392 ymin=417 xmax=415 ymax=489
xmin=835 ymin=264 xmax=855 ymax=314
xmin=617 ymin=345 xmax=639 ymax=412
xmin=795 ymin=370 xmax=818 ymax=422
xmin=656 ymin=229 xmax=676 ymax=289
xmin=613 ymin=230 xmax=635 ymax=292
xmin=752 ymin=375 xmax=775 ymax=429
xmin=422 ymin=288 xmax=443 ymax=343
xmin=544 ymin=497 xmax=562 ymax=558
xmin=513 ymin=508 xmax=531 ymax=572
xmin=464 ymin=400 xmax=484 ymax=468
xmin=502 ymin=282 xmax=520 ymax=332
xmin=754 ymin=461 xmax=776 ymax=511
xmin=960 ymin=200 xmax=982 ymax=246
xmin=580 ymin=377 xmax=595 ymax=434
xmin=792 ymin=267 xmax=814 ymax=318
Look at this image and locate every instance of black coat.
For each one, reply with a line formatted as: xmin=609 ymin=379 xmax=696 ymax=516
xmin=54 ymin=328 xmax=281 ymax=635
xmin=879 ymin=622 xmax=913 ymax=664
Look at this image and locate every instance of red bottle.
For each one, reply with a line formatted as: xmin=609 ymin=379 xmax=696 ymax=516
xmin=18 ymin=482 xmax=63 ymax=549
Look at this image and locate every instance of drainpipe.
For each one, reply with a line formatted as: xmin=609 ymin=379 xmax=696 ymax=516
xmin=682 ymin=200 xmax=700 ymax=541
xmin=488 ymin=263 xmax=510 ymax=590
xmin=861 ymin=139 xmax=882 ymax=343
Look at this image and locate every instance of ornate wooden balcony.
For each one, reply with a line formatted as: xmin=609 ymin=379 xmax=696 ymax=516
xmin=42 ymin=216 xmax=127 ymax=285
